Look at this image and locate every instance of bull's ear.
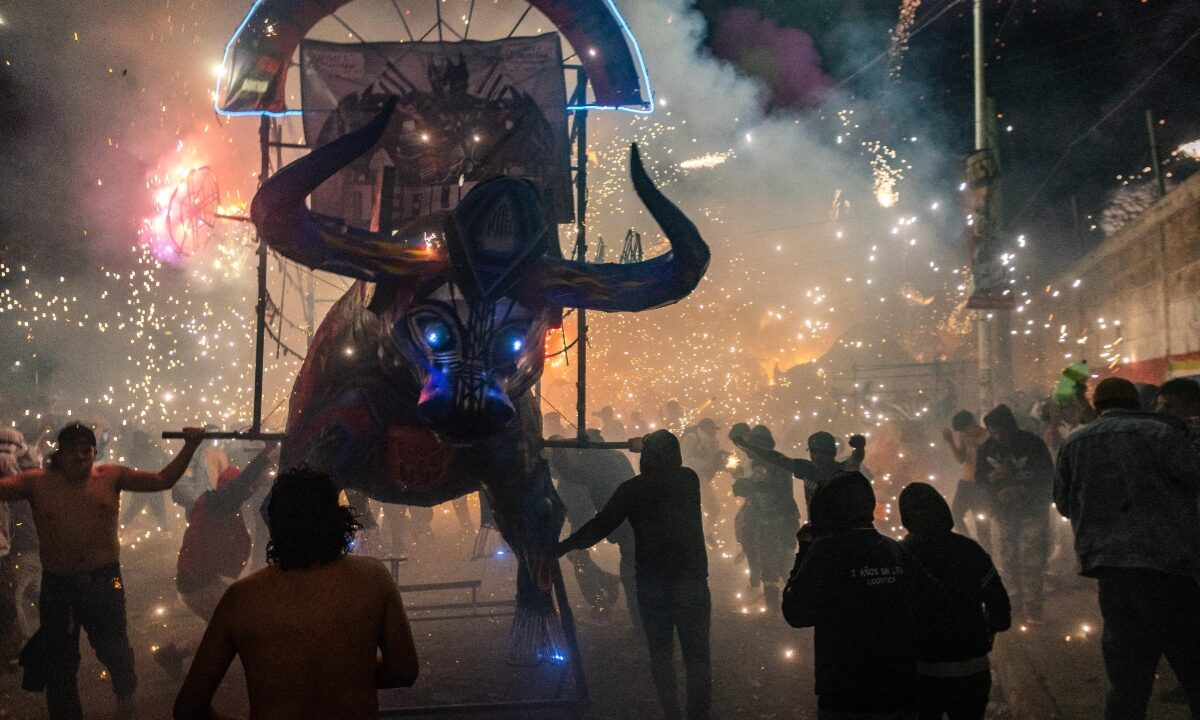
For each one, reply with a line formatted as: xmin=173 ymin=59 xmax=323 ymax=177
xmin=448 ymin=178 xmax=552 ymax=303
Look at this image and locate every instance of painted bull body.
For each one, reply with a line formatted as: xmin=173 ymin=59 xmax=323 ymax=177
xmin=251 ymin=100 xmax=709 ymax=662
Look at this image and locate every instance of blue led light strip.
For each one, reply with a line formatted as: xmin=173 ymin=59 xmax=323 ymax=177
xmin=567 ymin=0 xmax=654 ymax=114
xmin=215 ymin=0 xmax=654 ymax=117
xmin=213 ymin=0 xmax=303 ymax=117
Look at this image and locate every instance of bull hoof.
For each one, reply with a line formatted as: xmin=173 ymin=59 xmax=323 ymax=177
xmin=506 ymin=606 xmax=568 ymax=666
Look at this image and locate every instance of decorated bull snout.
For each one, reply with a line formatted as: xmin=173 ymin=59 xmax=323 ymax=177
xmin=415 ymin=365 xmax=515 ymax=440
xmin=400 ymin=291 xmax=549 ymax=441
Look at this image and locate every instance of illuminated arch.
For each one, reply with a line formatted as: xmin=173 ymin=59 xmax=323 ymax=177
xmin=215 ymin=0 xmax=653 ymax=116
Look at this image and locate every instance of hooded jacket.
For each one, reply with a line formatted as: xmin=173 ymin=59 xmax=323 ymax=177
xmin=1056 ymin=409 xmax=1200 ymax=578
xmin=976 ymin=404 xmax=1054 ymax=517
xmin=559 ymin=430 xmax=708 ymax=581
xmin=782 ymin=473 xmax=936 ymax=713
xmin=899 ymin=483 xmax=1010 ymax=671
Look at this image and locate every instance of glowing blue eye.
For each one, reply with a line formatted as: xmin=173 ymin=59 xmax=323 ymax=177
xmin=497 ymin=329 xmax=526 ymax=359
xmin=420 ymin=320 xmax=453 ymax=351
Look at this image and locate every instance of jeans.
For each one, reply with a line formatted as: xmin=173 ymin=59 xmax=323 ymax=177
xmin=637 ymin=578 xmax=712 ymax=720
xmin=38 ymin=563 xmax=137 ymax=720
xmin=1097 ymin=568 xmax=1200 ymax=720
xmin=917 ymin=670 xmax=991 ymax=720
xmin=757 ymin=514 xmax=800 ymax=594
xmin=997 ymin=511 xmax=1049 ymax=618
xmin=951 ymin=481 xmax=991 ymax=554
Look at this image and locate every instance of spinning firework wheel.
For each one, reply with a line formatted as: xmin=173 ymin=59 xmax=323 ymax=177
xmin=166 ymin=167 xmax=221 ymax=256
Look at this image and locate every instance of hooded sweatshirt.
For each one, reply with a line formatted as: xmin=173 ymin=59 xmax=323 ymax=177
xmin=782 ymin=472 xmax=936 ymax=713
xmin=559 ymin=430 xmax=708 ymax=581
xmin=899 ymin=483 xmax=1011 ymax=674
xmin=976 ymin=404 xmax=1054 ymax=518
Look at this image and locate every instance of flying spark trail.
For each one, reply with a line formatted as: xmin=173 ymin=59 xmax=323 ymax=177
xmin=888 ymin=0 xmax=923 ymax=80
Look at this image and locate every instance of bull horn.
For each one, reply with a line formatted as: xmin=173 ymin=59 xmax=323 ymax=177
xmin=250 ymin=96 xmax=449 ymax=282
xmin=517 ymin=144 xmax=709 ymax=312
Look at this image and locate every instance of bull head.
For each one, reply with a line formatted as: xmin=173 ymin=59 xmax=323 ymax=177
xmin=252 ymin=99 xmax=709 ymax=440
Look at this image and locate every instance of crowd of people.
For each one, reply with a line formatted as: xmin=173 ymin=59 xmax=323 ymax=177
xmin=0 ymin=374 xmax=1198 ymax=719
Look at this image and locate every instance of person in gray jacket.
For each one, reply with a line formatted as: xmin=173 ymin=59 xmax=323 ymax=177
xmin=1056 ymin=377 xmax=1200 ymax=720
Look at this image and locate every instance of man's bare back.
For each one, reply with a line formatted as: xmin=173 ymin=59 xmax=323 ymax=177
xmin=176 ymin=554 xmax=418 ymax=720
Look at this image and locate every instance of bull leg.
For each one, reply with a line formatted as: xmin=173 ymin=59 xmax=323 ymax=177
xmin=481 ymin=456 xmax=568 ymax=666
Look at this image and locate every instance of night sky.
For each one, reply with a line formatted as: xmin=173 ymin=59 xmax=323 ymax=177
xmin=697 ymin=0 xmax=1200 ymax=269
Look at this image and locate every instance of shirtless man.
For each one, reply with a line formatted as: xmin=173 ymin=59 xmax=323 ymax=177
xmin=0 ymin=421 xmax=205 ymax=720
xmin=174 ymin=467 xmax=419 ymax=720
xmin=942 ymin=410 xmax=992 ymax=553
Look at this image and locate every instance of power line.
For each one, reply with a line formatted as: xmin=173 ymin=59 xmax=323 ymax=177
xmin=1012 ymin=22 xmax=1200 ymax=223
xmin=833 ymin=0 xmax=966 ymax=91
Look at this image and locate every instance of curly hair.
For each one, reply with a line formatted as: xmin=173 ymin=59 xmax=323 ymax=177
xmin=265 ymin=466 xmax=362 ymax=571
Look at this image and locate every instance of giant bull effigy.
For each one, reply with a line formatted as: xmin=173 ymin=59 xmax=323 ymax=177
xmin=251 ymin=100 xmax=709 ymax=662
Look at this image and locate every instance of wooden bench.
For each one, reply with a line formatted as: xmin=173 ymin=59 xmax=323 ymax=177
xmin=393 ymin=578 xmax=516 ymax=622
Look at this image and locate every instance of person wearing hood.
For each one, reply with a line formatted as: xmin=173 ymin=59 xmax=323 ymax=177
xmin=680 ymin=418 xmax=726 ymax=532
xmin=899 ymin=482 xmax=1010 ymax=720
xmin=1057 ymin=377 xmax=1200 ymax=719
xmin=727 ymin=423 xmax=763 ymax=595
xmin=734 ymin=429 xmax=867 ymax=511
xmin=730 ymin=425 xmax=799 ymax=607
xmin=783 ymin=471 xmax=938 ymax=718
xmin=976 ymin=403 xmax=1053 ymax=624
xmin=558 ymin=429 xmax=711 ymax=720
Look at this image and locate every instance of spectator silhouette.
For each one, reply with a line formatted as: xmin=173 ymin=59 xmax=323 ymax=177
xmin=900 ymin=482 xmax=1010 ymax=720
xmin=783 ymin=471 xmax=938 ymax=719
xmin=174 ymin=467 xmax=418 ymax=720
xmin=558 ymin=429 xmax=711 ymax=720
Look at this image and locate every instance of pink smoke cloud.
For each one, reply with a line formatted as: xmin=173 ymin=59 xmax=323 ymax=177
xmin=709 ymin=7 xmax=834 ymax=111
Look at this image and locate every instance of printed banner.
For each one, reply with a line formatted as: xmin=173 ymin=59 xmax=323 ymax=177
xmin=965 ymin=149 xmax=1015 ymax=310
xmin=217 ymin=0 xmax=649 ymax=114
xmin=300 ymin=34 xmax=573 ymax=225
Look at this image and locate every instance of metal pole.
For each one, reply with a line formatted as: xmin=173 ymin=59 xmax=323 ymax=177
xmin=253 ymin=116 xmax=271 ymax=433
xmin=973 ymin=0 xmax=991 ymax=409
xmin=973 ymin=0 xmax=986 ymax=153
xmin=574 ymin=68 xmax=589 ymax=442
xmin=1146 ymin=110 xmax=1166 ymax=200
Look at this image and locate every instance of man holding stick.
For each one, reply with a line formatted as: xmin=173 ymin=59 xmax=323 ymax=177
xmin=0 ymin=422 xmax=205 ymax=720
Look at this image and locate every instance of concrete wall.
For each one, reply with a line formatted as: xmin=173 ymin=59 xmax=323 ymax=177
xmin=1047 ymin=171 xmax=1200 ymax=384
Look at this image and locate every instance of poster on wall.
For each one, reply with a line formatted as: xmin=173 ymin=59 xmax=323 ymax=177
xmin=965 ymin=148 xmax=1015 ymax=310
xmin=300 ymin=33 xmax=573 ymax=227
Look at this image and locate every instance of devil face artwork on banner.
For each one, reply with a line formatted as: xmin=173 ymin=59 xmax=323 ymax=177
xmin=299 ymin=34 xmax=575 ymax=225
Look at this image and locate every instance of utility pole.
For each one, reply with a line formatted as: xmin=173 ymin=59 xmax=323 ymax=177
xmin=969 ymin=0 xmax=1012 ymax=411
xmin=972 ymin=0 xmax=990 ymax=413
xmin=974 ymin=0 xmax=986 ymax=153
